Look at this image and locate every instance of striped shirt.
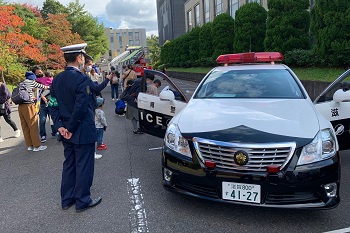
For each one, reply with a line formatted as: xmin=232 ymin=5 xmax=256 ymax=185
xmin=23 ymin=79 xmax=47 ymax=102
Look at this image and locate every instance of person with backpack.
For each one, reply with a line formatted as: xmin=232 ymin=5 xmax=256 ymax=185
xmin=122 ymin=78 xmax=143 ymax=134
xmin=18 ymin=71 xmax=49 ymax=152
xmin=0 ymin=80 xmax=21 ymax=142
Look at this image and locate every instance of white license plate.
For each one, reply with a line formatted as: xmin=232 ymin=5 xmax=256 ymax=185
xmin=222 ymin=182 xmax=261 ymax=204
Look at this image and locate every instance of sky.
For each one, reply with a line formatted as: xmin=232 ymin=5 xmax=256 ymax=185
xmin=7 ymin=0 xmax=159 ymax=36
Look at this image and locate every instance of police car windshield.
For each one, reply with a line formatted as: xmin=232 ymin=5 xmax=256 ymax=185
xmin=194 ymin=69 xmax=304 ymax=99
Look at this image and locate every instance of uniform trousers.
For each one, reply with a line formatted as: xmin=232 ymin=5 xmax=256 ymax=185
xmin=61 ymin=141 xmax=95 ymax=209
xmin=18 ymin=103 xmax=41 ymax=147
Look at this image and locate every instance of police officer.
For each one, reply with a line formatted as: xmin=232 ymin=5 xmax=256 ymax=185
xmin=49 ymin=43 xmax=110 ymax=213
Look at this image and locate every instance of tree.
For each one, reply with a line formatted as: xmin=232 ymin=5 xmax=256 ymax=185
xmin=0 ymin=5 xmax=44 ymax=82
xmin=211 ymin=13 xmax=235 ymax=59
xmin=146 ymin=35 xmax=161 ymax=66
xmin=311 ymin=0 xmax=350 ymax=66
xmin=265 ymin=0 xmax=311 ymax=54
xmin=44 ymin=13 xmax=83 ymax=47
xmin=41 ymin=0 xmax=68 ymax=19
xmin=12 ymin=3 xmax=49 ymax=40
xmin=188 ymin=27 xmax=201 ymax=63
xmin=234 ymin=3 xmax=267 ymax=53
xmin=66 ymin=2 xmax=108 ymax=60
xmin=199 ymin=22 xmax=213 ymax=59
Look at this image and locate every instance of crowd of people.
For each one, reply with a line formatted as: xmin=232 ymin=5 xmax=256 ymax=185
xmin=0 ymin=42 xmax=163 ymax=214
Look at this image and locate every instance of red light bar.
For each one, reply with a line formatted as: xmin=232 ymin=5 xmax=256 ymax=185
xmin=205 ymin=161 xmax=216 ymax=169
xmin=216 ymin=52 xmax=284 ymax=64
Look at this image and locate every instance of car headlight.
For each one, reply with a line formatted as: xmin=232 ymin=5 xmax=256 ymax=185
xmin=164 ymin=123 xmax=191 ymax=158
xmin=297 ymin=129 xmax=337 ymax=166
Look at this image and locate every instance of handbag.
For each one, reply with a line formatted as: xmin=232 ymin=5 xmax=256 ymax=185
xmin=0 ymin=103 xmax=5 ymax=115
xmin=112 ymin=76 xmax=119 ymax=84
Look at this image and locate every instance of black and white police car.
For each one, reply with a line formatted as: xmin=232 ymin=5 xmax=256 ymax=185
xmin=137 ymin=52 xmax=350 ymax=209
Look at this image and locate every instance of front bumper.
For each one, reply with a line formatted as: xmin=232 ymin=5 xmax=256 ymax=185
xmin=162 ymin=146 xmax=340 ymax=209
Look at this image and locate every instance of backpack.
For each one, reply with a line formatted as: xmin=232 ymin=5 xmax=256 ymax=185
xmin=115 ymin=99 xmax=126 ymax=115
xmin=11 ymin=82 xmax=31 ymax=105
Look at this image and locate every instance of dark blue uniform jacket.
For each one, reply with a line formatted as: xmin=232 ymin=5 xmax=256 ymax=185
xmin=50 ymin=66 xmax=109 ymax=144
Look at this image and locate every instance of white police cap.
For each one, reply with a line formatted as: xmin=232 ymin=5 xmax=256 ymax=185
xmin=60 ymin=43 xmax=87 ymax=54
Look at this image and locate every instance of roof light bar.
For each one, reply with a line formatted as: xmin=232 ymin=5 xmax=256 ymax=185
xmin=216 ymin=52 xmax=284 ymax=64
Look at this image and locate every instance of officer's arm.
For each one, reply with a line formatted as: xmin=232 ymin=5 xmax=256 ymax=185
xmin=48 ymin=88 xmax=64 ymax=130
xmin=68 ymin=79 xmax=89 ymax=133
xmin=89 ymin=77 xmax=110 ymax=92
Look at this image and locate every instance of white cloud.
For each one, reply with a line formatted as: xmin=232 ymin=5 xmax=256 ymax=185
xmin=6 ymin=0 xmax=158 ymax=36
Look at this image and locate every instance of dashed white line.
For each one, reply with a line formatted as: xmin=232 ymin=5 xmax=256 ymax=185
xmin=127 ymin=178 xmax=149 ymax=233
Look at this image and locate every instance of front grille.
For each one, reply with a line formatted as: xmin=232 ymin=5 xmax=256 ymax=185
xmin=265 ymin=192 xmax=320 ymax=204
xmin=193 ymin=137 xmax=296 ymax=172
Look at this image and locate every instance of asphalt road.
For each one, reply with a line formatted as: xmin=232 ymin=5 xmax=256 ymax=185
xmin=0 ymin=78 xmax=349 ymax=233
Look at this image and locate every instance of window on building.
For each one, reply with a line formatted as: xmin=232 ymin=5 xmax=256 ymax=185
xmin=110 ymin=36 xmax=114 ymax=43
xmin=247 ymin=0 xmax=260 ymax=3
xmin=108 ymin=50 xmax=112 ymax=57
xmin=194 ymin=4 xmax=200 ymax=27
xmin=116 ymin=33 xmax=120 ymax=37
xmin=187 ymin=10 xmax=193 ymax=31
xmin=128 ymin=32 xmax=133 ymax=38
xmin=135 ymin=40 xmax=140 ymax=46
xmin=135 ymin=32 xmax=139 ymax=40
xmin=229 ymin=0 xmax=239 ymax=19
xmin=215 ymin=0 xmax=223 ymax=16
xmin=122 ymin=32 xmax=127 ymax=36
xmin=204 ymin=0 xmax=210 ymax=23
xmin=129 ymin=40 xmax=134 ymax=46
xmin=119 ymin=36 xmax=123 ymax=48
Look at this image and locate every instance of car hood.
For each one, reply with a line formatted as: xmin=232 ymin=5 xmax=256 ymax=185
xmin=176 ymin=99 xmax=319 ymax=145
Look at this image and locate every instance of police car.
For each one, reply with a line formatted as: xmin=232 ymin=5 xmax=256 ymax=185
xmin=137 ymin=52 xmax=350 ymax=209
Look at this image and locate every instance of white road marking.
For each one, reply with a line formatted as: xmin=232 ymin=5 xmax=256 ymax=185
xmin=127 ymin=178 xmax=149 ymax=233
xmin=324 ymin=227 xmax=350 ymax=233
xmin=148 ymin=147 xmax=162 ymax=151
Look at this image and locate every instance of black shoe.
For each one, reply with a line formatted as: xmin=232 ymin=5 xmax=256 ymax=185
xmin=76 ymin=197 xmax=102 ymax=213
xmin=62 ymin=200 xmax=75 ymax=210
xmin=133 ymin=130 xmax=144 ymax=134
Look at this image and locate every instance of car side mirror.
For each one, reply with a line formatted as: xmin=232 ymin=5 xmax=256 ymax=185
xmin=333 ymin=89 xmax=350 ymax=102
xmin=159 ymin=90 xmax=175 ymax=101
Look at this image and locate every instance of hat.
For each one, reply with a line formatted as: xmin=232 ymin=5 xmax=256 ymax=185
xmin=60 ymin=43 xmax=87 ymax=54
xmin=96 ymin=97 xmax=104 ymax=107
xmin=25 ymin=71 xmax=36 ymax=80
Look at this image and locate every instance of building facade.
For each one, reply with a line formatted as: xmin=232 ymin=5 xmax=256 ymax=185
xmin=101 ymin=27 xmax=147 ymax=62
xmin=184 ymin=0 xmax=268 ymax=32
xmin=156 ymin=0 xmax=187 ymax=46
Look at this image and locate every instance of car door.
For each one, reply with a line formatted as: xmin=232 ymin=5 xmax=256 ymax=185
xmin=138 ymin=70 xmax=189 ymax=138
xmin=314 ymin=69 xmax=350 ymax=150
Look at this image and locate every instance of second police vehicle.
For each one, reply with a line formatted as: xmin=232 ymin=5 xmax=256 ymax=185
xmin=137 ymin=52 xmax=350 ymax=209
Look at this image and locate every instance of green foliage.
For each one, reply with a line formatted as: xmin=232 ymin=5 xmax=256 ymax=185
xmin=3 ymin=62 xmax=27 ymax=85
xmin=211 ymin=13 xmax=235 ymax=59
xmin=66 ymin=2 xmax=108 ymax=60
xmin=199 ymin=22 xmax=213 ymax=58
xmin=234 ymin=3 xmax=267 ymax=53
xmin=146 ymin=35 xmax=161 ymax=66
xmin=188 ymin=27 xmax=201 ymax=63
xmin=265 ymin=0 xmax=311 ymax=54
xmin=41 ymin=0 xmax=68 ymax=19
xmin=284 ymin=49 xmax=326 ymax=67
xmin=310 ymin=0 xmax=350 ymax=67
xmin=12 ymin=4 xmax=49 ymax=40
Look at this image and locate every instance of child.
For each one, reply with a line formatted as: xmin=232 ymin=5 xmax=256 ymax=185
xmin=95 ymin=97 xmax=107 ymax=150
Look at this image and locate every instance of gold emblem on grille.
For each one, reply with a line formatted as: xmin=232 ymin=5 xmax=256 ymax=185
xmin=234 ymin=150 xmax=249 ymax=166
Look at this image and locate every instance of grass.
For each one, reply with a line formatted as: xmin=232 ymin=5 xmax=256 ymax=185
xmin=168 ymin=67 xmax=348 ymax=82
